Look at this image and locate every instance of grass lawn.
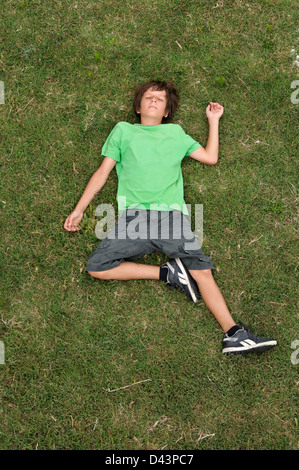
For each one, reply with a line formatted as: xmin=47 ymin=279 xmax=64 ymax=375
xmin=0 ymin=0 xmax=298 ymax=450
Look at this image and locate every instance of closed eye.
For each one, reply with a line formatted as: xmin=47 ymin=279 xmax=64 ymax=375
xmin=145 ymin=96 xmax=164 ymax=101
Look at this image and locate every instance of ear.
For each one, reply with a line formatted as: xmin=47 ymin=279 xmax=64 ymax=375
xmin=164 ymin=106 xmax=169 ymax=118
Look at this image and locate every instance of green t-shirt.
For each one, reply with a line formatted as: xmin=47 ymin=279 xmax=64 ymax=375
xmin=101 ymin=121 xmax=201 ymax=215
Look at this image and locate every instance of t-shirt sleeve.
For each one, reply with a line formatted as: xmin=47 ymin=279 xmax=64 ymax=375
xmin=101 ymin=123 xmax=122 ymax=162
xmin=180 ymin=126 xmax=201 ymax=156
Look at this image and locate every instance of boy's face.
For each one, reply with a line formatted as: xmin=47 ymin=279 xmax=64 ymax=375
xmin=137 ymin=87 xmax=169 ymax=124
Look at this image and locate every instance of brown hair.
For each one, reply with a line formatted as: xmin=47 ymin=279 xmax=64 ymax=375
xmin=133 ymin=80 xmax=179 ymax=122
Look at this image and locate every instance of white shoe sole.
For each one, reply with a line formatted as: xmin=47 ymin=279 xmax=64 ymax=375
xmin=223 ymin=340 xmax=277 ymax=354
xmin=174 ymin=258 xmax=199 ymax=303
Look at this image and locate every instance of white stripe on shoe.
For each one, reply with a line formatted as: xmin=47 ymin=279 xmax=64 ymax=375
xmin=178 ymin=272 xmax=188 ymax=285
xmin=240 ymin=339 xmax=256 ymax=348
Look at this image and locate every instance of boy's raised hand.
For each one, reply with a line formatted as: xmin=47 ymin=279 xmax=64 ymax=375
xmin=206 ymin=102 xmax=224 ymax=120
xmin=64 ymin=209 xmax=84 ymax=232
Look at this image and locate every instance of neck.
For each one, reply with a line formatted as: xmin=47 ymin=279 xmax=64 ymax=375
xmin=140 ymin=117 xmax=163 ymax=125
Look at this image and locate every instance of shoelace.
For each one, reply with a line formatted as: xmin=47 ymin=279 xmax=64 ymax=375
xmin=238 ymin=322 xmax=257 ymax=340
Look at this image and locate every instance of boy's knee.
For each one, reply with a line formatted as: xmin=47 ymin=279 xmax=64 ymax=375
xmin=87 ymin=270 xmax=107 ymax=279
xmin=189 ymin=268 xmax=213 ymax=280
xmin=87 ymin=270 xmax=97 ymax=277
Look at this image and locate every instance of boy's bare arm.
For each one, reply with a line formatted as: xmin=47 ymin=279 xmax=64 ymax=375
xmin=188 ymin=102 xmax=224 ymax=165
xmin=64 ymin=156 xmax=117 ymax=232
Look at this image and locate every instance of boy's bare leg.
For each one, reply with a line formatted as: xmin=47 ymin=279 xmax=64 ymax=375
xmin=189 ymin=269 xmax=236 ymax=333
xmin=89 ymin=263 xmax=235 ymax=333
xmin=88 ymin=262 xmax=160 ymax=281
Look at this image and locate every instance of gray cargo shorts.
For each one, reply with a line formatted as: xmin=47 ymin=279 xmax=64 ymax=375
xmin=85 ymin=209 xmax=214 ymax=272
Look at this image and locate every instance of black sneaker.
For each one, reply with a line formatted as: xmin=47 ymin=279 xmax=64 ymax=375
xmin=163 ymin=258 xmax=200 ymax=303
xmin=222 ymin=322 xmax=277 ymax=354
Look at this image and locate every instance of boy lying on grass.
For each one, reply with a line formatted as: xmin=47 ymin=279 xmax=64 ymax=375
xmin=64 ymin=80 xmax=277 ymax=355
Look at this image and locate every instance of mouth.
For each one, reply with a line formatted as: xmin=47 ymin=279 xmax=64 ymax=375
xmin=149 ymin=105 xmax=157 ymax=109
